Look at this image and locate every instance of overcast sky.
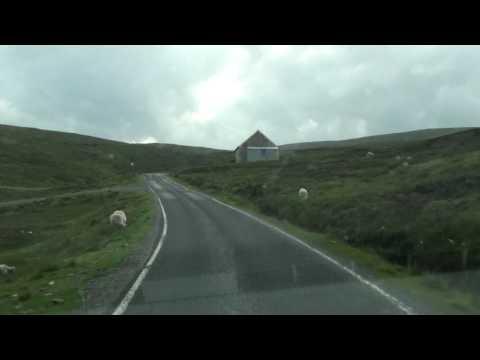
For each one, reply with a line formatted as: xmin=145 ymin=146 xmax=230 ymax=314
xmin=0 ymin=45 xmax=479 ymax=149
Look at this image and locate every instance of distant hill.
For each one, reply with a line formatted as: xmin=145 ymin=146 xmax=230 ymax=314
xmin=151 ymin=143 xmax=225 ymax=154
xmin=0 ymin=124 xmax=230 ymax=189
xmin=2 ymin=123 xmax=477 ymax=190
xmin=280 ymin=127 xmax=476 ymax=151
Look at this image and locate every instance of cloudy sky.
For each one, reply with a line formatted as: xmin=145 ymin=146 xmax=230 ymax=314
xmin=0 ymin=45 xmax=479 ymax=149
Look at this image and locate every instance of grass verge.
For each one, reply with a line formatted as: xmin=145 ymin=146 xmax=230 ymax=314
xmin=0 ymin=180 xmax=155 ymax=315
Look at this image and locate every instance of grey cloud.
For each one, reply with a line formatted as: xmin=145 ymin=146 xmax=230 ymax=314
xmin=0 ymin=45 xmax=479 ymax=149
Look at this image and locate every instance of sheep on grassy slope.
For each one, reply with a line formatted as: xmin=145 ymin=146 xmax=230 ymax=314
xmin=0 ymin=264 xmax=16 ymax=275
xmin=110 ymin=210 xmax=127 ymax=227
xmin=298 ymin=188 xmax=309 ymax=200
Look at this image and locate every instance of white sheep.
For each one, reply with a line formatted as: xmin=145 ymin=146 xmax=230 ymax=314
xmin=109 ymin=210 xmax=127 ymax=227
xmin=0 ymin=264 xmax=16 ymax=275
xmin=366 ymin=151 xmax=375 ymax=158
xmin=298 ymin=188 xmax=309 ymax=200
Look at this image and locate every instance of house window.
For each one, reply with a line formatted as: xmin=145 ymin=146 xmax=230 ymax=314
xmin=261 ymin=148 xmax=267 ymax=156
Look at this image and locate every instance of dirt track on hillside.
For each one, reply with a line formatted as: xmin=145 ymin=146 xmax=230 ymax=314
xmin=0 ymin=184 xmax=145 ymax=208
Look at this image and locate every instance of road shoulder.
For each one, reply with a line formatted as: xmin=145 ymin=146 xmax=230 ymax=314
xmin=72 ymin=176 xmax=163 ymax=314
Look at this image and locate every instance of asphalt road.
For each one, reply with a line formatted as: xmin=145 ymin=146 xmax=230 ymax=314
xmin=124 ymin=174 xmax=407 ymax=315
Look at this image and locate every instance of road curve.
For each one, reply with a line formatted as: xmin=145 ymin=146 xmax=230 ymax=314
xmin=124 ymin=174 xmax=408 ymax=315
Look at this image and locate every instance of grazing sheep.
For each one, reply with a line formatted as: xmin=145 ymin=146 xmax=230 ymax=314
xmin=395 ymin=155 xmax=402 ymax=161
xmin=366 ymin=151 xmax=375 ymax=158
xmin=0 ymin=264 xmax=16 ymax=275
xmin=298 ymin=188 xmax=309 ymax=200
xmin=110 ymin=210 xmax=127 ymax=227
xmin=403 ymin=162 xmax=409 ymax=167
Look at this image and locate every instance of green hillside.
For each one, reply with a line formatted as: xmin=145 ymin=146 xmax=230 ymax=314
xmin=0 ymin=124 xmax=231 ymax=191
xmin=280 ymin=127 xmax=475 ymax=151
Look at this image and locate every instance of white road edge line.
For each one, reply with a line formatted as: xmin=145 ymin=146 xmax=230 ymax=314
xmin=112 ymin=178 xmax=168 ymax=315
xmin=209 ymin=196 xmax=415 ymax=315
xmin=166 ymin=176 xmax=415 ymax=315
